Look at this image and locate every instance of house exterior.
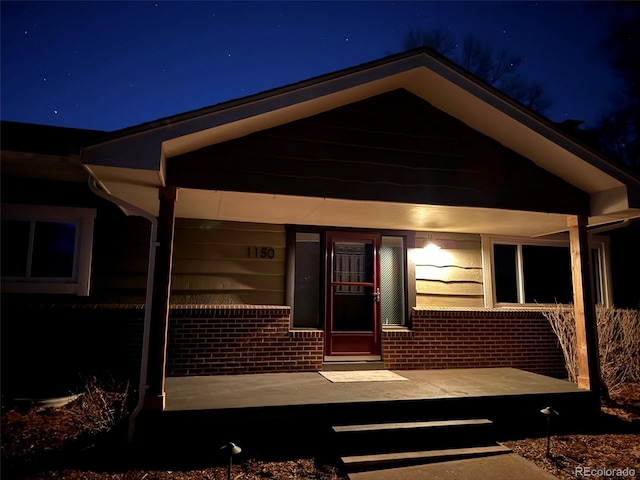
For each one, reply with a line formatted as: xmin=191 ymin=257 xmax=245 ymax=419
xmin=2 ymin=48 xmax=639 ymax=407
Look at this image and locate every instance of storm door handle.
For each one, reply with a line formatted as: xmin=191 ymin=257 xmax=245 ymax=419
xmin=372 ymin=287 xmax=381 ymax=303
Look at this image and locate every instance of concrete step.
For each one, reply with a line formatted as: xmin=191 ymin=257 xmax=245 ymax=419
xmin=333 ymin=418 xmax=493 ymax=433
xmin=341 ymin=444 xmax=512 ymax=472
xmin=322 ymin=361 xmax=385 ymax=371
xmin=332 ymin=418 xmax=496 ymax=456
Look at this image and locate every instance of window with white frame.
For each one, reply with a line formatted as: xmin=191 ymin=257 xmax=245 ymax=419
xmin=1 ymin=204 xmax=96 ymax=295
xmin=482 ymin=236 xmax=610 ymax=307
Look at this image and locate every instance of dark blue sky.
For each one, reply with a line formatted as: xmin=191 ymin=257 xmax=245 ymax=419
xmin=0 ymin=1 xmax=632 ymax=132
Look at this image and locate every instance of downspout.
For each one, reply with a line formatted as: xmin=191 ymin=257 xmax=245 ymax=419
xmin=86 ymin=177 xmax=158 ymax=443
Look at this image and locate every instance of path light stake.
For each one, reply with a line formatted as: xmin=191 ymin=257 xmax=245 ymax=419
xmin=540 ymin=407 xmax=559 ymax=458
xmin=220 ymin=442 xmax=242 ymax=480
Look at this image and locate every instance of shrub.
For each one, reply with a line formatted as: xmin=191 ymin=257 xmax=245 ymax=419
xmin=543 ymin=306 xmax=640 ymax=394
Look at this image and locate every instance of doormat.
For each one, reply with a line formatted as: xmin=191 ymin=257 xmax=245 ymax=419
xmin=318 ymin=370 xmax=409 ymax=383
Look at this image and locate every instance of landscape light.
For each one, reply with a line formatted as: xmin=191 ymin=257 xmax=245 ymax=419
xmin=540 ymin=406 xmax=559 ymax=457
xmin=220 ymin=442 xmax=242 ymax=480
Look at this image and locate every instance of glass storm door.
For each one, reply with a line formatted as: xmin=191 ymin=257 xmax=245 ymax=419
xmin=325 ymin=232 xmax=381 ymax=357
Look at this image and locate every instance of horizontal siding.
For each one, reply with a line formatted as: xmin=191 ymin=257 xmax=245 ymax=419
xmin=171 ymin=219 xmax=286 ymax=305
xmin=416 ymin=280 xmax=483 ymax=296
xmin=90 ymin=211 xmax=151 ymax=300
xmin=168 ymin=89 xmax=589 ymax=215
xmin=414 ymin=232 xmax=484 ymax=308
xmin=170 ymin=291 xmax=285 ymax=305
xmin=416 ymin=294 xmax=484 ymax=308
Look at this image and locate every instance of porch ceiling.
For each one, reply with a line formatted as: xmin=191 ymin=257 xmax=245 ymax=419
xmin=91 ymin=173 xmax=639 ymax=237
xmin=178 ymin=189 xmax=570 ymax=237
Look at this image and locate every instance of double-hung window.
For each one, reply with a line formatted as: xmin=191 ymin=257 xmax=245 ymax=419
xmin=482 ymin=235 xmax=610 ymax=307
xmin=1 ymin=204 xmax=96 ymax=295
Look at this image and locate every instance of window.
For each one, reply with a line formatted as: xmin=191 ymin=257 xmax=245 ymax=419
xmin=1 ymin=205 xmax=96 ymax=295
xmin=483 ymin=236 xmax=610 ymax=307
xmin=292 ymin=232 xmax=321 ymax=328
xmin=380 ymin=236 xmax=407 ymax=326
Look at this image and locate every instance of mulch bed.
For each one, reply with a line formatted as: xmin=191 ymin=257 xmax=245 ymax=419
xmin=504 ymin=383 xmax=640 ymax=479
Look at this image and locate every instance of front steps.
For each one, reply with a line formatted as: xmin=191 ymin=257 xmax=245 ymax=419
xmin=332 ymin=418 xmax=512 ymax=474
xmin=322 ymin=361 xmax=385 ymax=371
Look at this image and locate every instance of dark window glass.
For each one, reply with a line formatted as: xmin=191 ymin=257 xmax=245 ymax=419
xmin=381 ymin=237 xmax=406 ymax=326
xmin=494 ymin=244 xmax=518 ymax=303
xmin=1 ymin=220 xmax=31 ymax=277
xmin=31 ymin=221 xmax=77 ymax=278
xmin=293 ymin=233 xmax=321 ymax=328
xmin=522 ymin=245 xmax=572 ymax=303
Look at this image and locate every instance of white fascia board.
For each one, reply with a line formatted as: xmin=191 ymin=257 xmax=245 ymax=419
xmin=84 ymin=164 xmax=163 ymax=216
xmin=591 ymin=186 xmax=630 ymax=216
xmin=83 ymin=130 xmax=164 ymax=171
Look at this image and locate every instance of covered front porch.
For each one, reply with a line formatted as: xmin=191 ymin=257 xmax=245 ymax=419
xmin=134 ymin=368 xmax=599 ymax=462
xmin=81 ymin=49 xmax=640 ymax=412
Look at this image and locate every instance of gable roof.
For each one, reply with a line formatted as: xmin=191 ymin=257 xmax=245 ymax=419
xmin=74 ymin=47 xmax=639 ymax=234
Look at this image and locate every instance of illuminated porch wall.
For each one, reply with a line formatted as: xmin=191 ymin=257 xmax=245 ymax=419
xmin=413 ymin=232 xmax=484 ymax=308
xmin=171 ymin=219 xmax=286 ymax=305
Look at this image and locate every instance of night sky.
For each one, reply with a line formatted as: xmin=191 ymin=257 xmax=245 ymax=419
xmin=0 ymin=1 xmax=634 ymax=132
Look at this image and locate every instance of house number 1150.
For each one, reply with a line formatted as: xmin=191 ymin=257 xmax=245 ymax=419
xmin=247 ymin=247 xmax=275 ymax=259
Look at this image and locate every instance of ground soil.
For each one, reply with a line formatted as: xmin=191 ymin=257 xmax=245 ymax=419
xmin=2 ymin=383 xmax=639 ymax=479
xmin=503 ymin=383 xmax=640 ymax=480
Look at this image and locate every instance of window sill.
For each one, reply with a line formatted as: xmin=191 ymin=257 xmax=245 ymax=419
xmin=1 ymin=281 xmax=87 ymax=296
xmin=382 ymin=325 xmax=411 ymax=332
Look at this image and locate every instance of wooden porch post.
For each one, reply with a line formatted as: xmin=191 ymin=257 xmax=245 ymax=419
xmin=567 ymin=214 xmax=602 ymax=392
xmin=144 ymin=186 xmax=178 ymax=410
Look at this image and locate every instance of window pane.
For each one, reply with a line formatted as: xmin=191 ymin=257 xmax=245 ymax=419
xmin=522 ymin=245 xmax=572 ymax=303
xmin=1 ymin=220 xmax=31 ymax=277
xmin=494 ymin=244 xmax=518 ymax=303
xmin=31 ymin=221 xmax=77 ymax=278
xmin=293 ymin=233 xmax=320 ymax=327
xmin=381 ymin=236 xmax=406 ymax=326
xmin=333 ymin=240 xmax=373 ymax=286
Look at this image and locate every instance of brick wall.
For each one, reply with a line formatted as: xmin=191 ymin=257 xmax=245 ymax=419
xmin=166 ymin=305 xmax=323 ymax=376
xmin=382 ymin=307 xmax=567 ymax=377
xmin=2 ymin=301 xmax=567 ymax=397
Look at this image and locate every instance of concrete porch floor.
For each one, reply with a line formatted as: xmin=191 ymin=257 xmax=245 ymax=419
xmin=135 ymin=368 xmax=599 ymax=468
xmin=164 ymin=367 xmax=589 ymax=413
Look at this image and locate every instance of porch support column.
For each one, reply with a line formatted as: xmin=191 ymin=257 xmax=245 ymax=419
xmin=144 ymin=186 xmax=178 ymax=410
xmin=567 ymin=214 xmax=602 ymax=393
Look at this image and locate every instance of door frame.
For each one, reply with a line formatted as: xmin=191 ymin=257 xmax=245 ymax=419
xmin=324 ymin=231 xmax=381 ymax=358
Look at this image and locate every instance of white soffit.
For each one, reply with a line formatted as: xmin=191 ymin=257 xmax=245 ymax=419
xmin=176 ymin=188 xmax=570 ymax=237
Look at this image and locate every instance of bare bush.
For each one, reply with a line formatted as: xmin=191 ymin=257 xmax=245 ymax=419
xmin=1 ymin=375 xmax=129 ymax=462
xmin=543 ymin=306 xmax=640 ymax=394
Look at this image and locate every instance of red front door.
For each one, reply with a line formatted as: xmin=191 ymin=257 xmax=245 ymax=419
xmin=325 ymin=232 xmax=381 ymax=357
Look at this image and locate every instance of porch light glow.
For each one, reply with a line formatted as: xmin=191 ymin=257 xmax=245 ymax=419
xmin=424 ymin=242 xmax=441 ymax=253
xmin=414 ymin=242 xmax=453 ymax=268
